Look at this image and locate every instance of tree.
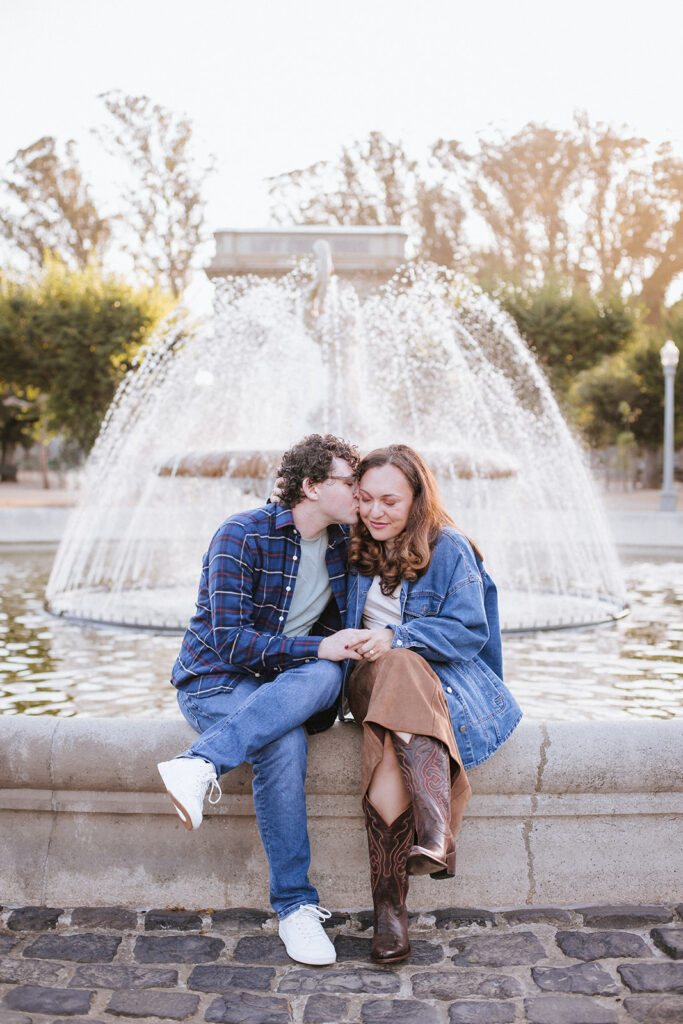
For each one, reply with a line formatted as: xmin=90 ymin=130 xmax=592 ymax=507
xmin=269 ymin=119 xmax=683 ymax=319
xmin=267 ymin=131 xmax=470 ymax=266
xmin=96 ymin=91 xmax=213 ymax=296
xmin=568 ymin=327 xmax=683 ymax=456
xmin=0 ymin=136 xmax=110 ymax=269
xmin=0 ymin=387 xmax=38 ymax=481
xmin=465 ymin=116 xmax=683 ymax=317
xmin=465 ymin=123 xmax=583 ymax=285
xmin=637 ymin=146 xmax=683 ymax=320
xmin=0 ymin=256 xmax=174 ymax=457
xmin=498 ymin=280 xmax=635 ymax=398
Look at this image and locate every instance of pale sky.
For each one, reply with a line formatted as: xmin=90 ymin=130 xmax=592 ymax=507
xmin=3 ymin=0 xmax=683 ymax=271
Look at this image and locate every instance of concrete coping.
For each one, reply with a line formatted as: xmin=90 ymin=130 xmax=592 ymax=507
xmin=3 ymin=716 xmax=682 ymax=798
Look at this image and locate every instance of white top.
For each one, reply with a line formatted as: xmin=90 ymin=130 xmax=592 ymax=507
xmin=283 ymin=531 xmax=332 ymax=637
xmin=362 ymin=575 xmax=402 ymax=630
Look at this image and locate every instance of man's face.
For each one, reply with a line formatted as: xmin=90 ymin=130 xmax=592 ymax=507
xmin=317 ymin=456 xmax=359 ymax=525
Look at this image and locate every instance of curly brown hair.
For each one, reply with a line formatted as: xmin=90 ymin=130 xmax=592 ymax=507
xmin=348 ymin=444 xmax=481 ymax=595
xmin=277 ymin=433 xmax=360 ymax=507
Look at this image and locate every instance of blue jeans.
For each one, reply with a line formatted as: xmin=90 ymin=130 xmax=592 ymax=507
xmin=176 ymin=660 xmax=342 ymax=918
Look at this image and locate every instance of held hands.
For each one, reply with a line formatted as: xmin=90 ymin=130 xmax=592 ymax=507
xmin=318 ymin=629 xmax=366 ymax=662
xmin=345 ymin=627 xmax=394 ymax=662
xmin=317 ymin=628 xmax=394 ymax=662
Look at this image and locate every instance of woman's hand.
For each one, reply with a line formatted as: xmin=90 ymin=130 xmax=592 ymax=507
xmin=318 ymin=629 xmax=367 ymax=662
xmin=346 ymin=627 xmax=394 ymax=662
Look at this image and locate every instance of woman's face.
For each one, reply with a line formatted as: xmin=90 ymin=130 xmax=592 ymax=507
xmin=358 ymin=463 xmax=414 ymax=544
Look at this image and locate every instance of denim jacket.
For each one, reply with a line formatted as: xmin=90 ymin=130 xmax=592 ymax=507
xmin=343 ymin=527 xmax=522 ymax=769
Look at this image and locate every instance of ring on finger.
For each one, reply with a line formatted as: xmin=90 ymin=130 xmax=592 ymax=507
xmin=369 ymin=648 xmax=375 ymax=655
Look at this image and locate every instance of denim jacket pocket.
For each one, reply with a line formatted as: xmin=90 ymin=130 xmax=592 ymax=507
xmin=403 ymin=590 xmax=443 ymax=619
xmin=453 ymin=657 xmax=507 ymax=725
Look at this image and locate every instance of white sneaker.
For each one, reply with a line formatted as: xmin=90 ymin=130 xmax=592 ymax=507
xmin=157 ymin=757 xmax=221 ymax=830
xmin=278 ymin=905 xmax=337 ymax=966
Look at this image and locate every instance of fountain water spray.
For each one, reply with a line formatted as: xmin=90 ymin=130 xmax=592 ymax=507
xmin=46 ymin=260 xmax=627 ymax=633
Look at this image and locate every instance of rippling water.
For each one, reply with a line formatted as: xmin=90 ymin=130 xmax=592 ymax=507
xmin=1 ymin=547 xmax=681 ymax=720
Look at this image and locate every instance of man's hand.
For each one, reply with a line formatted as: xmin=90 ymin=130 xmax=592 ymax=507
xmin=269 ymin=476 xmax=285 ymax=503
xmin=318 ymin=629 xmax=369 ymax=662
xmin=346 ymin=627 xmax=394 ymax=662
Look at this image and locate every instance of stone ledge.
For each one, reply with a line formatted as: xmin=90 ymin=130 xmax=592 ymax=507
xmin=0 ymin=718 xmax=681 ymax=909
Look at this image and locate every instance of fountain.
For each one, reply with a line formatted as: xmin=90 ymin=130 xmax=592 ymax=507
xmin=45 ymin=235 xmax=627 ymax=634
xmin=9 ymin=232 xmax=681 ymax=916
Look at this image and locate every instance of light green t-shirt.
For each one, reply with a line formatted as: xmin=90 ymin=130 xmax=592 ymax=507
xmin=283 ymin=530 xmax=333 ymax=637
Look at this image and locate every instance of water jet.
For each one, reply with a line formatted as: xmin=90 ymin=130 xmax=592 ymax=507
xmin=45 ymin=231 xmax=627 ymax=634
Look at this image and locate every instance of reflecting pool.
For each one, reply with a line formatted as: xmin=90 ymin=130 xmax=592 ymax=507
xmin=1 ymin=546 xmax=681 ymax=720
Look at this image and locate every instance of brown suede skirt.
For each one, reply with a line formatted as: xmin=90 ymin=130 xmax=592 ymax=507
xmin=348 ymin=648 xmax=472 ymax=836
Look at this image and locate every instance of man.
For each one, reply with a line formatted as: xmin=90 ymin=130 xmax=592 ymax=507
xmin=158 ymin=433 xmax=362 ymax=966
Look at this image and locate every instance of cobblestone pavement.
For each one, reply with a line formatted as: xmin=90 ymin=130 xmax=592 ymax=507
xmin=1 ymin=903 xmax=682 ymax=1023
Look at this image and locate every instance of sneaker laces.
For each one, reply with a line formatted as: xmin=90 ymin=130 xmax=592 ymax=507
xmin=207 ymin=778 xmax=222 ymax=805
xmin=196 ymin=761 xmax=222 ymax=805
xmin=292 ymin=905 xmax=332 ymax=937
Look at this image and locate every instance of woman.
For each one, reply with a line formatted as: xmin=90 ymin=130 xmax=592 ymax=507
xmin=342 ymin=444 xmax=522 ymax=963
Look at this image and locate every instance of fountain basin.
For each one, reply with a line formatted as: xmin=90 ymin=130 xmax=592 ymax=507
xmin=2 ymin=715 xmax=680 ymax=908
xmin=156 ymin=447 xmax=519 ymax=481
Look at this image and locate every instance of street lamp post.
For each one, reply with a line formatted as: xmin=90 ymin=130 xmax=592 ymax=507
xmin=659 ymin=339 xmax=680 ymax=512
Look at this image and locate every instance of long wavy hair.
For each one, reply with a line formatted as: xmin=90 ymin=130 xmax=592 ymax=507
xmin=348 ymin=445 xmax=480 ymax=595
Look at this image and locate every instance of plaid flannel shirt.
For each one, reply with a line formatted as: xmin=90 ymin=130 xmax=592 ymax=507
xmin=171 ymin=503 xmax=349 ymax=697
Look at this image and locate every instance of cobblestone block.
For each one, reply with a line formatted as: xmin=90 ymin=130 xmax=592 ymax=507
xmin=7 ymin=908 xmax=63 ymax=932
xmin=618 ymin=962 xmax=683 ymax=992
xmin=524 ymin=994 xmax=618 ymax=1023
xmin=205 ymin=992 xmax=290 ymax=1023
xmin=70 ymin=906 xmax=137 ymax=931
xmin=434 ymin=907 xmax=497 ymax=928
xmin=2 ymin=985 xmax=92 ymax=1016
xmin=133 ymin=934 xmax=224 ymax=963
xmin=0 ymin=937 xmax=17 ymax=955
xmin=532 ymin=962 xmax=618 ymax=995
xmin=23 ymin=933 xmax=121 ymax=963
xmin=333 ymin=934 xmax=372 ymax=960
xmin=187 ymin=964 xmax=275 ymax=991
xmin=651 ymin=927 xmax=683 ymax=959
xmin=323 ymin=913 xmax=351 ymax=930
xmin=232 ymin=935 xmax=291 ymax=964
xmin=622 ymin=994 xmax=683 ymax=1021
xmin=409 ymin=940 xmax=444 ymax=964
xmin=360 ymin=998 xmax=441 ymax=1023
xmin=144 ymin=908 xmax=203 ymax=931
xmin=332 ymin=934 xmax=442 ymax=964
xmin=303 ymin=993 xmax=348 ymax=1022
xmin=278 ymin=967 xmax=400 ymax=995
xmin=501 ymin=908 xmax=573 ymax=926
xmin=105 ymin=989 xmax=200 ymax=1019
xmin=451 ymin=931 xmax=546 ymax=966
xmin=69 ymin=964 xmax=178 ymax=989
xmin=577 ymin=904 xmax=673 ymax=928
xmin=208 ymin=909 xmax=270 ymax=929
xmin=448 ymin=1000 xmax=516 ymax=1023
xmin=412 ymin=968 xmax=523 ymax=999
xmin=0 ymin=1012 xmax=32 ymax=1024
xmin=0 ymin=956 xmax=66 ymax=985
xmin=51 ymin=1019 xmax=106 ymax=1024
xmin=555 ymin=930 xmax=651 ymax=960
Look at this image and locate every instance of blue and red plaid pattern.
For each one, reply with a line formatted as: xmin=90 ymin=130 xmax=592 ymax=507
xmin=171 ymin=503 xmax=348 ymax=697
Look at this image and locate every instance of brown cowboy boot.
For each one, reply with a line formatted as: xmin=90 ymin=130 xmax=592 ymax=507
xmin=363 ymin=798 xmax=413 ymax=963
xmin=391 ymin=733 xmax=456 ymax=879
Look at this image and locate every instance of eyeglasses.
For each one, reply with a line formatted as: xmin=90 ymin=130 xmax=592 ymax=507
xmin=326 ymin=475 xmax=357 ymax=488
